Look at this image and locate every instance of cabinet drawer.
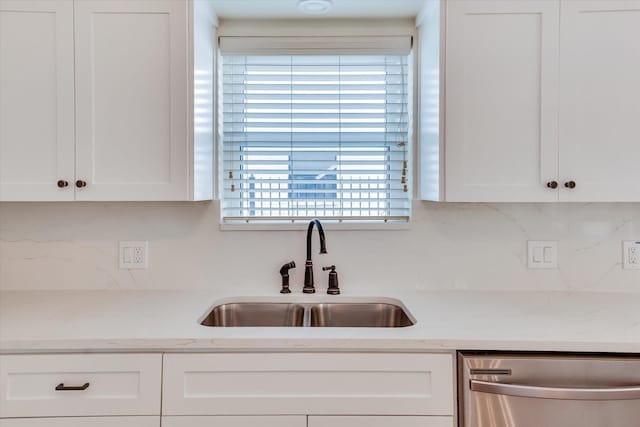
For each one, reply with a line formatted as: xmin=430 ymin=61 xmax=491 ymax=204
xmin=0 ymin=417 xmax=159 ymax=427
xmin=0 ymin=354 xmax=161 ymax=418
xmin=308 ymin=416 xmax=454 ymax=427
xmin=162 ymin=416 xmax=306 ymax=427
xmin=163 ymin=353 xmax=454 ymax=416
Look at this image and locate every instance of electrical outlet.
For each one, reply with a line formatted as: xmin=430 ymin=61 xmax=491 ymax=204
xmin=622 ymin=240 xmax=640 ymax=270
xmin=119 ymin=241 xmax=148 ymax=269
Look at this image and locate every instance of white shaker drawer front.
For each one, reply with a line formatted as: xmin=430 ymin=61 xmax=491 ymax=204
xmin=162 ymin=416 xmax=306 ymax=427
xmin=308 ymin=416 xmax=454 ymax=427
xmin=163 ymin=353 xmax=454 ymax=416
xmin=0 ymin=417 xmax=159 ymax=427
xmin=0 ymin=354 xmax=161 ymax=418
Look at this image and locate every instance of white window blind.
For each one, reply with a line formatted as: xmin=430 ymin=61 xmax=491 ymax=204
xmin=220 ymin=54 xmax=411 ymax=223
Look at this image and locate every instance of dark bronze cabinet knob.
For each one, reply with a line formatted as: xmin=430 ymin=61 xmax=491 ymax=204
xmin=75 ymin=180 xmax=87 ymax=188
xmin=546 ymin=181 xmax=558 ymax=189
xmin=57 ymin=180 xmax=69 ymax=188
xmin=564 ymin=180 xmax=576 ymax=189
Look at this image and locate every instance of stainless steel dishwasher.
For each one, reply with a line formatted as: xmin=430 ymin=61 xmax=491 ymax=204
xmin=459 ymin=352 xmax=640 ymax=427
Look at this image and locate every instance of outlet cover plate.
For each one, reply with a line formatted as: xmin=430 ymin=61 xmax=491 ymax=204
xmin=527 ymin=241 xmax=558 ymax=269
xmin=119 ymin=241 xmax=148 ymax=269
xmin=622 ymin=240 xmax=640 ymax=270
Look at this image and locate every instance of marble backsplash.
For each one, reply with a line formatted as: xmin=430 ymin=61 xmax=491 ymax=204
xmin=0 ymin=201 xmax=638 ymax=292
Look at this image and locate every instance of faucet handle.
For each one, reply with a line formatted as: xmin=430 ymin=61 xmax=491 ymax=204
xmin=322 ymin=265 xmax=340 ymax=295
xmin=279 ymin=261 xmax=296 ymax=294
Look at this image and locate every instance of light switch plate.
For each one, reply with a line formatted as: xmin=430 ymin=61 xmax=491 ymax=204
xmin=622 ymin=240 xmax=640 ymax=270
xmin=527 ymin=241 xmax=558 ymax=269
xmin=119 ymin=241 xmax=148 ymax=269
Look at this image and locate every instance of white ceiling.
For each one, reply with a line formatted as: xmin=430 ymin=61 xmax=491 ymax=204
xmin=211 ymin=0 xmax=427 ymax=19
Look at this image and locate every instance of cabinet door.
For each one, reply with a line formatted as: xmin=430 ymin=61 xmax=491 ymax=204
xmin=0 ymin=417 xmax=159 ymax=427
xmin=445 ymin=0 xmax=560 ymax=201
xmin=559 ymin=0 xmax=640 ymax=202
xmin=162 ymin=416 xmax=306 ymax=427
xmin=74 ymin=0 xmax=188 ymax=201
xmin=309 ymin=416 xmax=453 ymax=427
xmin=0 ymin=0 xmax=75 ymax=201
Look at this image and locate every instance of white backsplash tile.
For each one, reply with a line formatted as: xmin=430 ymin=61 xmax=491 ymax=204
xmin=0 ymin=201 xmax=638 ymax=292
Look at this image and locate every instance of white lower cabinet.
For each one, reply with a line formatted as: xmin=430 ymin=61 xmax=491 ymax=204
xmin=309 ymin=416 xmax=453 ymax=427
xmin=0 ymin=417 xmax=159 ymax=427
xmin=162 ymin=353 xmax=454 ymax=427
xmin=162 ymin=353 xmax=454 ymax=416
xmin=161 ymin=416 xmax=453 ymax=427
xmin=0 ymin=352 xmax=455 ymax=426
xmin=0 ymin=354 xmax=162 ymax=418
xmin=162 ymin=416 xmax=306 ymax=427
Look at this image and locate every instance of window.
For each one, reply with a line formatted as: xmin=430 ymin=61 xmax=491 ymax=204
xmin=219 ymin=41 xmax=411 ymax=223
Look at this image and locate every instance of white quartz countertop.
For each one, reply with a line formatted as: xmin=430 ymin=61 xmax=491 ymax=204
xmin=1 ymin=289 xmax=639 ymax=353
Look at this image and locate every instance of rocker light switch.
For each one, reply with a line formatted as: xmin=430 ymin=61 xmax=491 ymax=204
xmin=528 ymin=241 xmax=558 ymax=269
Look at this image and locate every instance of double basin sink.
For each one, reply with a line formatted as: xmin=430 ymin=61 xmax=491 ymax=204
xmin=201 ymin=300 xmax=415 ymax=328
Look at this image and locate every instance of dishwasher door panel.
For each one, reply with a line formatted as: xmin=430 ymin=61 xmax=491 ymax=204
xmin=459 ymin=353 xmax=640 ymax=427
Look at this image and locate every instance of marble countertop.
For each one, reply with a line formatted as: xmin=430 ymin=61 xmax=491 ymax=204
xmin=1 ymin=289 xmax=639 ymax=353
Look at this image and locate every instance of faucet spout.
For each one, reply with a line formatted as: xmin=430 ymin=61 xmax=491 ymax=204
xmin=306 ymin=218 xmax=327 ymax=260
xmin=303 ymin=219 xmax=327 ymax=294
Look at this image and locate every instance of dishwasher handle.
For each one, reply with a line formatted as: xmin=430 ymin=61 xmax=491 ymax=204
xmin=470 ymin=379 xmax=640 ymax=401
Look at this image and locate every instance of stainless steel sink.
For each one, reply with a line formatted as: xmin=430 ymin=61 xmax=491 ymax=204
xmin=200 ymin=303 xmax=305 ymax=327
xmin=200 ymin=301 xmax=414 ymax=328
xmin=309 ymin=303 xmax=414 ymax=328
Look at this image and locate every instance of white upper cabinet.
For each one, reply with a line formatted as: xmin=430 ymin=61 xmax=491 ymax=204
xmin=0 ymin=0 xmax=75 ymax=201
xmin=559 ymin=0 xmax=640 ymax=202
xmin=443 ymin=0 xmax=560 ymax=202
xmin=0 ymin=0 xmax=215 ymax=201
xmin=419 ymin=0 xmax=640 ymax=202
xmin=74 ymin=0 xmax=188 ymax=201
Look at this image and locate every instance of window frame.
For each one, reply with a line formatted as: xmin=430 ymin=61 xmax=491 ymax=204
xmin=214 ymin=34 xmax=416 ymax=230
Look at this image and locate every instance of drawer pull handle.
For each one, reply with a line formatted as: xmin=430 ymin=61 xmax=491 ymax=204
xmin=55 ymin=382 xmax=90 ymax=391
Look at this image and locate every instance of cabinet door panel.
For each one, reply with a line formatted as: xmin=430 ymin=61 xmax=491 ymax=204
xmin=559 ymin=0 xmax=640 ymax=201
xmin=0 ymin=0 xmax=74 ymax=201
xmin=0 ymin=417 xmax=159 ymax=427
xmin=162 ymin=416 xmax=306 ymax=427
xmin=445 ymin=0 xmax=559 ymax=201
xmin=309 ymin=416 xmax=453 ymax=427
xmin=74 ymin=0 xmax=188 ymax=200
